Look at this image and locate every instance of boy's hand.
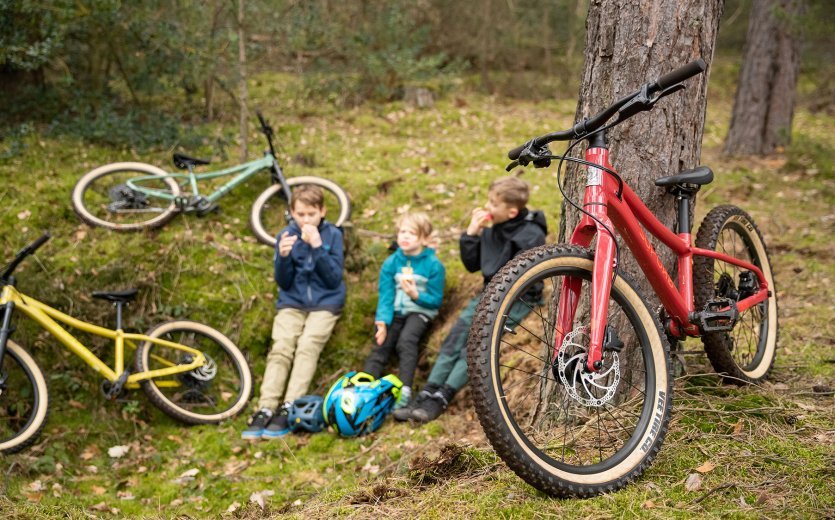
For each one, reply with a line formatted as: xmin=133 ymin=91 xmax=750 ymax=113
xmin=375 ymin=322 xmax=387 ymax=346
xmin=300 ymin=224 xmax=323 ymax=248
xmin=466 ymin=208 xmax=492 ymax=236
xmin=278 ymin=231 xmax=298 ymax=257
xmin=400 ymin=277 xmax=419 ymax=300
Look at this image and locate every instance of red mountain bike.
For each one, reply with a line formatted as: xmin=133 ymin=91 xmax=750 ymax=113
xmin=467 ymin=59 xmax=778 ymax=497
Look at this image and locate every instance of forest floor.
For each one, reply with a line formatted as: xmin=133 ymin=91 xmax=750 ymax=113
xmin=1 ymin=70 xmax=833 ymax=519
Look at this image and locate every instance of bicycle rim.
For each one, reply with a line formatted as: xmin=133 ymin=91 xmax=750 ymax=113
xmin=469 ymin=247 xmax=671 ymax=495
xmin=73 ymin=163 xmax=179 ymax=230
xmin=0 ymin=341 xmax=48 ymax=454
xmin=138 ymin=322 xmax=250 ymax=423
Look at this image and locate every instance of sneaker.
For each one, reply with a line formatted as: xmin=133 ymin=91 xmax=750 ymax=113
xmin=262 ymin=404 xmax=291 ymax=438
xmin=411 ymin=384 xmax=456 ymax=423
xmin=242 ymin=408 xmax=273 ymax=439
xmin=394 ymin=386 xmax=412 ymax=410
xmin=392 ymin=383 xmax=439 ymax=421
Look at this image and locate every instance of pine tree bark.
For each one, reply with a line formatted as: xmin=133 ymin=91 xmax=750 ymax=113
xmin=559 ymin=0 xmax=723 ymax=313
xmin=237 ymin=0 xmax=249 ymax=162
xmin=724 ymin=0 xmax=803 ymax=155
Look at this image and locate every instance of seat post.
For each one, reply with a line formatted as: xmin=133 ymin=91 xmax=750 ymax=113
xmin=115 ymin=302 xmax=124 ymax=330
xmin=673 ymin=186 xmax=697 ymax=234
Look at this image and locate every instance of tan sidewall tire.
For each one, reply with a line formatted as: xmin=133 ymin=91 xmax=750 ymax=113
xmin=694 ymin=205 xmax=778 ymax=383
xmin=468 ymin=245 xmax=672 ymax=496
xmin=250 ymin=176 xmax=351 ymax=246
xmin=0 ymin=341 xmax=49 ymax=454
xmin=71 ymin=162 xmax=180 ymax=231
xmin=137 ymin=321 xmax=252 ymax=424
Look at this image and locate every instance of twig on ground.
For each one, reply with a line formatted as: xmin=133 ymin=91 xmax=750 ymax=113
xmin=693 ymin=482 xmax=736 ymax=504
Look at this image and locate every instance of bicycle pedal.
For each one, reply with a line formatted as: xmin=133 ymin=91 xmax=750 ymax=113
xmin=695 ymin=298 xmax=739 ymax=333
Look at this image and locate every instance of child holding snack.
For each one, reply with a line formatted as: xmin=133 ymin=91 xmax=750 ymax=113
xmin=363 ymin=212 xmax=445 ymax=408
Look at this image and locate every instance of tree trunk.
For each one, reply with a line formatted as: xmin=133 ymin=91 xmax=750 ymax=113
xmin=559 ymin=0 xmax=723 ymax=324
xmin=237 ymin=0 xmax=249 ymax=162
xmin=724 ymin=0 xmax=803 ymax=155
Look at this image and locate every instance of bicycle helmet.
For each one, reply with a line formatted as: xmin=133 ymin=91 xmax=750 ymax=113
xmin=323 ymin=371 xmax=403 ymax=437
xmin=288 ymin=395 xmax=325 ymax=433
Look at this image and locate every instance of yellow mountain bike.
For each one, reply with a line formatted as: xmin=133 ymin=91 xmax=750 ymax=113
xmin=0 ymin=233 xmax=253 ymax=454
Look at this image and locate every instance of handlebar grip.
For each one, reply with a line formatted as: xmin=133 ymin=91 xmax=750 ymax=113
xmin=29 ymin=232 xmax=51 ymax=252
xmin=508 ymin=143 xmax=528 ymax=160
xmin=256 ymin=110 xmax=267 ymax=127
xmin=655 ymin=58 xmax=706 ymax=90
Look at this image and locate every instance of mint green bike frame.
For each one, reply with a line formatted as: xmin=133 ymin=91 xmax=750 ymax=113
xmin=126 ymin=154 xmax=283 ymax=203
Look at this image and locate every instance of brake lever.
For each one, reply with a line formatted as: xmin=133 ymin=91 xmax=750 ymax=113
xmin=650 ymin=83 xmax=686 ymax=106
xmin=506 ymin=160 xmax=520 ymax=172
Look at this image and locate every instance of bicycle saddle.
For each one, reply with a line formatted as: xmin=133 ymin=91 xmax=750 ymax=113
xmin=92 ymin=289 xmax=138 ymax=303
xmin=173 ymin=153 xmax=211 ymax=170
xmin=655 ymin=166 xmax=714 ymax=187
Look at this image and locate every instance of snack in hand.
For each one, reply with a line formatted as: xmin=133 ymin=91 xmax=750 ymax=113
xmin=483 ymin=212 xmax=494 ymax=228
xmin=301 ymin=229 xmax=311 ymax=242
xmin=401 ymin=266 xmax=414 ymax=281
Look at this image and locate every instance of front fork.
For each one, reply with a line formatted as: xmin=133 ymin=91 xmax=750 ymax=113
xmin=0 ymin=301 xmax=15 ymax=386
xmin=551 ymin=145 xmax=616 ymax=373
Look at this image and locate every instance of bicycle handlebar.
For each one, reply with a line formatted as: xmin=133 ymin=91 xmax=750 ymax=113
xmin=508 ymin=59 xmax=707 ymax=160
xmin=1 ymin=232 xmax=51 ymax=281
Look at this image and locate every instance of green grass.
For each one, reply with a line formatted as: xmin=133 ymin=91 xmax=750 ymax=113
xmin=1 ymin=68 xmax=833 ymax=518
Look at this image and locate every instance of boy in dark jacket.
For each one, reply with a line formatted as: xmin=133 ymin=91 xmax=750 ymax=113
xmin=395 ymin=176 xmax=546 ymax=423
xmin=243 ymin=184 xmax=345 ymax=439
xmin=363 ymin=212 xmax=445 ymax=409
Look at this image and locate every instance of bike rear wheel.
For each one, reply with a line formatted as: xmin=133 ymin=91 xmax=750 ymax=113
xmin=467 ymin=245 xmax=672 ymax=497
xmin=136 ymin=321 xmax=252 ymax=425
xmin=250 ymin=176 xmax=351 ymax=246
xmin=0 ymin=340 xmax=49 ymax=454
xmin=72 ymin=162 xmax=181 ymax=231
xmin=694 ymin=205 xmax=778 ymax=384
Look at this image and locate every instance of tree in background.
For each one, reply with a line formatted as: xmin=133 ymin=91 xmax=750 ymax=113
xmin=724 ymin=0 xmax=804 ymax=155
xmin=558 ymin=0 xmax=724 ymax=363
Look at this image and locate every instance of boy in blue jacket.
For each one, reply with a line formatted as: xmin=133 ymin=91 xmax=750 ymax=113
xmin=363 ymin=212 xmax=445 ymax=408
xmin=243 ymin=184 xmax=345 ymax=439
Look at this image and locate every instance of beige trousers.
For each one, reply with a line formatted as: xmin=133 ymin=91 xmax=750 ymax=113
xmin=257 ymin=308 xmax=340 ymax=410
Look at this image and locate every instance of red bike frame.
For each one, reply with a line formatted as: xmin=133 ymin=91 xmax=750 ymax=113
xmin=553 ymin=146 xmax=771 ymax=372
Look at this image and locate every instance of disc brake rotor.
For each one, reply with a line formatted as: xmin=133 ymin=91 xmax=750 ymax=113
xmin=107 ymin=184 xmax=148 ymax=211
xmin=557 ymin=326 xmax=621 ymax=407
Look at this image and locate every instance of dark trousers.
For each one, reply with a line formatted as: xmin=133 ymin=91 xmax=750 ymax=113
xmin=363 ymin=313 xmax=431 ymax=387
xmin=427 ymin=294 xmax=532 ymax=392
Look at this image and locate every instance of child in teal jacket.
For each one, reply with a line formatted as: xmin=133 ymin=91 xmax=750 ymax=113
xmin=363 ymin=212 xmax=445 ymax=408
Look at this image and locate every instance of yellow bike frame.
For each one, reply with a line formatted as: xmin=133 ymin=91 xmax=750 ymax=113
xmin=0 ymin=285 xmax=205 ymax=390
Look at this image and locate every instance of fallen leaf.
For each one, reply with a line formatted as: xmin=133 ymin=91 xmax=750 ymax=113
xmin=249 ymin=489 xmax=275 ymax=509
xmin=684 ymin=472 xmax=703 ymax=492
xmin=732 ymin=420 xmax=744 ymax=436
xmin=108 ymin=445 xmax=130 ymax=458
xmin=223 ymin=460 xmax=249 ymax=476
xmin=117 ymin=491 xmax=135 ymax=500
xmin=179 ymin=468 xmax=200 ymax=478
xmin=642 ymin=500 xmax=655 ymax=509
xmin=28 ymin=480 xmax=45 ymax=492
xmin=68 ymin=399 xmax=86 ymax=409
xmin=92 ymin=486 xmax=107 ymax=495
xmin=226 ymin=501 xmax=241 ymax=513
xmin=170 ymin=498 xmax=184 ymax=507
xmin=25 ymin=492 xmax=43 ymax=503
xmin=695 ymin=461 xmax=716 ymax=474
xmin=89 ymin=502 xmax=110 ymax=511
xmin=17 ymin=210 xmax=31 ymax=220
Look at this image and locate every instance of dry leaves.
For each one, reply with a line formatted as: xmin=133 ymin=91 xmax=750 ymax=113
xmin=249 ymin=489 xmax=275 ymax=509
xmin=684 ymin=472 xmax=703 ymax=492
xmin=695 ymin=461 xmax=716 ymax=474
xmin=108 ymin=445 xmax=130 ymax=458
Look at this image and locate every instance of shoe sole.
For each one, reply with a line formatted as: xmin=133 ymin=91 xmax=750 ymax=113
xmin=241 ymin=430 xmax=264 ymax=440
xmin=261 ymin=428 xmax=290 ymax=438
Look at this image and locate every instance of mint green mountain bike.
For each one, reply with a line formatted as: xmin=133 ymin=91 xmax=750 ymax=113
xmin=71 ymin=112 xmax=351 ymax=246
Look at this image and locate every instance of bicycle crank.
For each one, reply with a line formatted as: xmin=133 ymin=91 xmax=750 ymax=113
xmin=554 ymin=326 xmax=621 ymax=407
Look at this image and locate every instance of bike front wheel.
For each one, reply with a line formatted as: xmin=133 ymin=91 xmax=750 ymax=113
xmin=250 ymin=176 xmax=351 ymax=246
xmin=135 ymin=321 xmax=252 ymax=425
xmin=694 ymin=205 xmax=778 ymax=384
xmin=467 ymin=245 xmax=672 ymax=497
xmin=72 ymin=162 xmax=181 ymax=231
xmin=0 ymin=340 xmax=49 ymax=454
